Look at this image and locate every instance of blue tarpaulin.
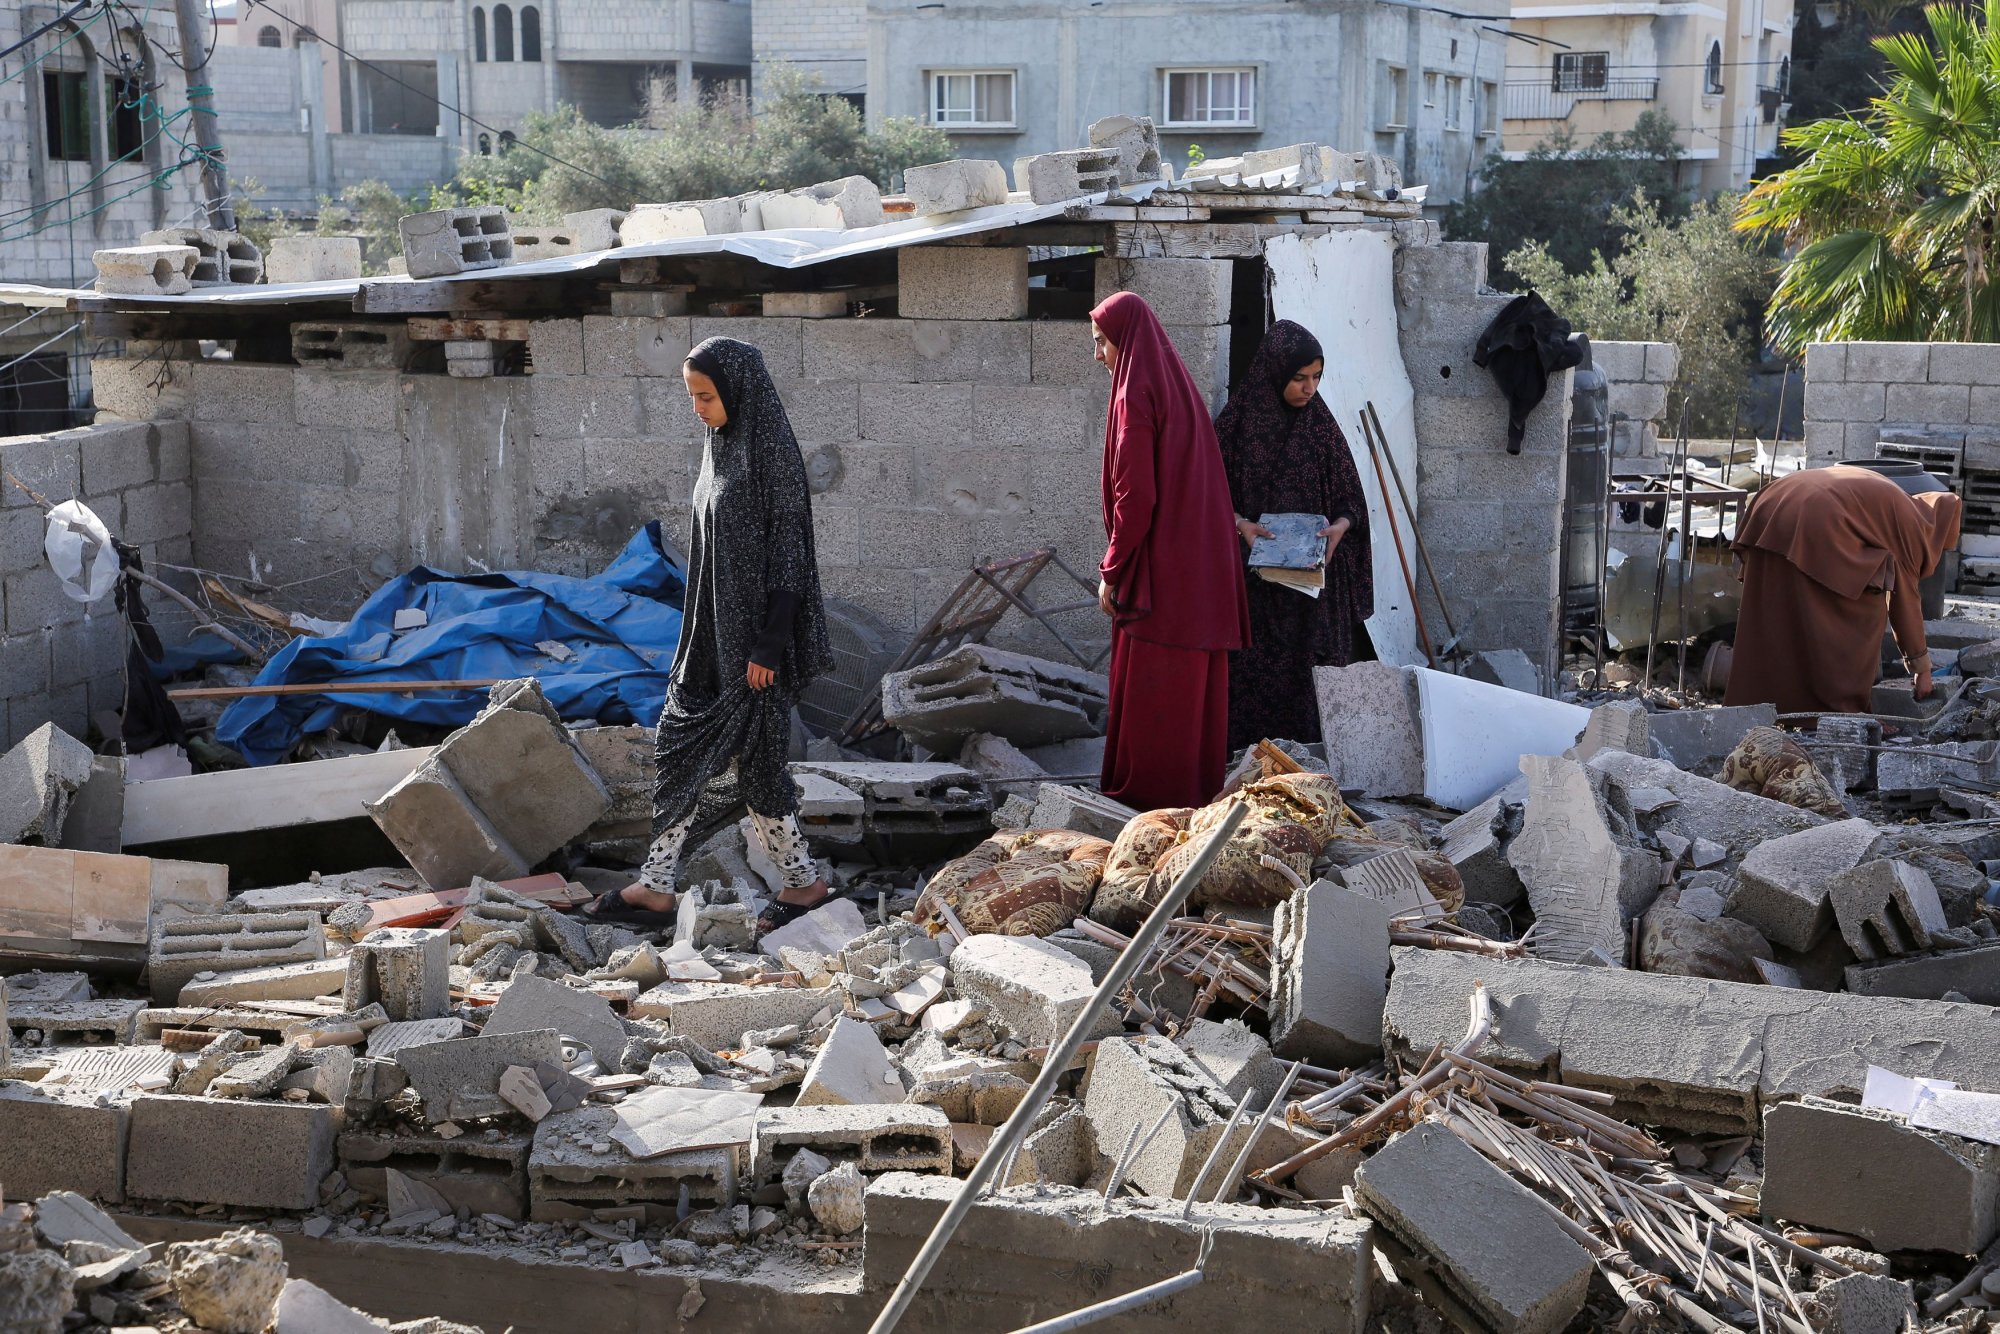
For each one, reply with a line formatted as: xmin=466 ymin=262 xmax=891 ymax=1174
xmin=216 ymin=525 xmax=686 ymax=766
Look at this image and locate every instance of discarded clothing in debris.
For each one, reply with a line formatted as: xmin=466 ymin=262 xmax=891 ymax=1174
xmin=1093 ymin=291 xmax=1249 ymax=812
xmin=215 ymin=524 xmax=686 ymax=766
xmin=650 ymin=336 xmax=833 ymax=835
xmin=915 ymin=828 xmax=1114 ymax=937
xmin=1725 ymin=465 xmax=1961 ymax=714
xmin=1216 ymin=319 xmax=1376 ymax=749
xmin=1472 ymin=292 xmax=1582 ymax=454
xmin=1719 ymin=725 xmax=1847 ymax=817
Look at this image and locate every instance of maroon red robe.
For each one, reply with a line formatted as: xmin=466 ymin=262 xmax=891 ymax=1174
xmin=1092 ymin=292 xmax=1252 ymax=811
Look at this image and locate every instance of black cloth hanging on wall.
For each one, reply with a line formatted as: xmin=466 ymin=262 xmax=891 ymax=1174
xmin=114 ymin=541 xmax=187 ymax=753
xmin=1472 ymin=292 xmax=1584 ymax=455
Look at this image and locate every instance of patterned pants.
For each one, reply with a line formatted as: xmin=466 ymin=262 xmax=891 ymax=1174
xmin=636 ymin=810 xmax=819 ymax=896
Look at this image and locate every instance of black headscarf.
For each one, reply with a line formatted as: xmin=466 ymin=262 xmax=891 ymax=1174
xmin=652 ymin=337 xmax=833 ymax=830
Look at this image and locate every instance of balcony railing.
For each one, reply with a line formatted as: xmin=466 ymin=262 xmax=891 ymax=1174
xmin=1758 ymin=85 xmax=1786 ymax=123
xmin=1503 ymin=77 xmax=1662 ymax=122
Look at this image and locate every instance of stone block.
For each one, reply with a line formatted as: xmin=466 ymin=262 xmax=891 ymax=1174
xmin=432 ymin=682 xmax=610 ymax=864
xmin=341 ymin=927 xmax=450 ymax=1021
xmin=629 ymin=981 xmax=834 ymax=1049
xmin=0 ymin=1083 xmax=128 ymax=1201
xmin=1027 ymin=784 xmax=1136 ymax=841
xmin=1846 ymin=944 xmax=2000 ymax=1003
xmin=796 ymin=1016 xmax=903 ymax=1107
xmin=1356 ymin=1123 xmax=1591 ymax=1334
xmin=126 ymin=1095 xmax=336 ymax=1209
xmin=1929 ymin=343 xmax=2000 ymax=385
xmin=1763 ymin=1096 xmax=2000 ymax=1254
xmin=881 ymin=644 xmax=1106 ymax=750
xmin=1013 ymin=148 xmax=1120 ymax=203
xmin=950 ymin=934 xmax=1113 ymax=1046
xmin=1805 ymin=381 xmax=1886 ymax=423
xmin=898 ymin=246 xmax=1028 ymax=321
xmin=1730 ymin=818 xmax=1883 ymax=952
xmin=1828 ymin=859 xmax=1947 ymax=960
xmin=1093 ymin=258 xmax=1231 ymax=327
xmin=1314 ymin=662 xmax=1422 ymax=797
xmin=530 ymin=1103 xmax=735 ymax=1219
xmin=621 ymin=196 xmax=751 ymax=243
xmin=264 ymin=235 xmax=362 ymax=284
xmin=1844 ymin=341 xmax=1932 ymax=384
xmin=901 ymin=159 xmax=1010 ymax=216
xmin=179 ymin=957 xmax=348 ymax=1007
xmin=1269 ymin=882 xmax=1394 ymax=1065
xmin=1885 ymin=381 xmax=1971 ymax=424
xmin=1509 ymin=754 xmax=1657 ymax=965
xmin=559 ymin=208 xmax=625 ymax=252
xmin=394 ymin=1027 xmax=563 ymax=1124
xmin=365 ymin=756 xmax=530 ymax=892
xmin=749 ymin=1104 xmax=952 ymax=1181
xmin=0 ymin=720 xmax=95 ymax=845
xmin=1440 ymin=794 xmax=1523 ymax=906
xmin=762 ymin=175 xmax=884 ymax=230
xmin=1586 ymin=751 xmax=1823 ymax=859
xmin=93 ymin=245 xmax=196 ymax=295
xmin=527 ymin=319 xmax=585 ymax=377
xmin=140 ymin=226 xmax=262 ymax=285
xmin=581 ymin=314 xmax=691 ymax=379
xmin=444 ymin=339 xmax=498 ymax=377
xmin=1646 ymin=704 xmax=1779 ymax=776
xmin=481 ymin=972 xmax=627 ymax=1068
xmin=148 ymin=911 xmax=325 ymax=1005
xmin=1088 ymin=114 xmax=1161 ymax=182
xmin=290 ymin=321 xmax=413 ymax=371
xmin=1177 ymin=1018 xmax=1281 ymax=1106
xmin=398 ymin=207 xmax=512 ymax=279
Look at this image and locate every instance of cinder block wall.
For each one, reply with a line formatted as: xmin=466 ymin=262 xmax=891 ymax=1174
xmin=1802 ymin=342 xmax=2000 ymax=467
xmin=0 ymin=420 xmax=195 ymax=746
xmin=1589 ymin=340 xmax=1677 ymax=459
xmin=1396 ymin=240 xmax=1572 ymax=677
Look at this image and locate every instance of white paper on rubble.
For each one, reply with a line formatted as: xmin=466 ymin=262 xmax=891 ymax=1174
xmin=43 ymin=499 xmax=119 ymax=603
xmin=1266 ymin=230 xmax=1422 ymax=667
xmin=1861 ymin=1064 xmax=1957 ymax=1116
xmin=609 ymin=1085 xmax=762 ymax=1159
xmin=1912 ymin=1089 xmax=2000 ymax=1147
xmin=1414 ymin=669 xmax=1592 ymax=810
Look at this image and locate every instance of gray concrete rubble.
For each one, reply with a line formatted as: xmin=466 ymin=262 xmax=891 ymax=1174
xmin=1828 ymin=857 xmax=1950 ymax=959
xmin=1270 ymin=881 xmax=1393 ymax=1065
xmin=1584 ymin=750 xmax=1823 ymax=856
xmin=0 ymin=723 xmax=97 ymax=846
xmin=880 ymin=645 xmax=1108 ymax=751
xmin=1439 ymin=793 xmax=1524 ymax=906
xmin=148 ymin=912 xmax=326 ymax=1004
xmin=1025 ymin=783 xmax=1136 ymax=840
xmin=1314 ymin=662 xmax=1423 ymax=796
xmin=791 ymin=761 xmax=991 ymax=862
xmin=1507 ymin=755 xmax=1657 ymax=966
xmin=1729 ymin=817 xmax=1884 ymax=952
xmin=342 ymin=927 xmax=451 ymax=1021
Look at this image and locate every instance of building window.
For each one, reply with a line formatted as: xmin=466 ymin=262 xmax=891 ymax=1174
xmin=1422 ymin=71 xmax=1439 ymax=107
xmin=1553 ymin=51 xmax=1609 ymax=92
xmin=478 ymin=132 xmax=492 ymax=154
xmin=493 ymin=4 xmax=514 ymax=62
xmin=293 ymin=26 xmax=315 ymax=44
xmin=1479 ymin=79 xmax=1499 ymax=135
xmin=473 ymin=7 xmax=487 ymax=62
xmin=1444 ymin=74 xmax=1465 ymax=129
xmin=520 ymin=7 xmax=540 ymax=61
xmin=928 ymin=70 xmax=1016 ymax=129
xmin=1380 ymin=65 xmax=1408 ymax=129
xmin=257 ymin=24 xmax=282 ymax=47
xmin=499 ymin=129 xmax=517 ymax=152
xmin=357 ymin=60 xmax=440 ymax=134
xmin=1705 ymin=40 xmax=1724 ymax=93
xmin=108 ymin=74 xmax=145 ymax=160
xmin=1161 ymin=67 xmax=1256 ymax=128
xmin=43 ymin=70 xmax=90 ymax=161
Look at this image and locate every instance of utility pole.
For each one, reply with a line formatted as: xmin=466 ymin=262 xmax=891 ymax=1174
xmin=170 ymin=0 xmax=234 ymax=228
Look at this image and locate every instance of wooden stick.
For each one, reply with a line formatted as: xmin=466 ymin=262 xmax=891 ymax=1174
xmin=168 ymin=678 xmax=503 ymax=700
xmin=1356 ymin=408 xmax=1436 ymax=668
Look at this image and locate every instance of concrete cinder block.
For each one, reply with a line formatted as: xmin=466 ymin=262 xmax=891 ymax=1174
xmin=880 ymin=644 xmax=1106 ymax=749
xmin=1094 ymin=258 xmax=1232 ymax=327
xmin=341 ymin=927 xmax=450 ymax=1021
xmin=148 ymin=911 xmax=325 ymax=1005
xmin=264 ymin=235 xmax=361 ymax=284
xmin=629 ymin=981 xmax=835 ymax=1049
xmin=527 ymin=319 xmax=585 ymax=377
xmin=1270 ymin=883 xmax=1394 ymax=1066
xmin=481 ymin=972 xmax=627 ymax=1068
xmin=433 ymin=684 xmax=610 ymax=863
xmin=290 ymin=321 xmax=413 ymax=371
xmin=621 ymin=196 xmax=751 ymax=244
xmin=93 ymin=245 xmax=197 ymax=295
xmin=1885 ymin=381 xmax=1971 ymax=424
xmin=1356 ymin=1123 xmax=1592 ymax=1334
xmin=1929 ymin=343 xmax=2000 ymax=386
xmin=365 ymin=756 xmax=530 ymax=891
xmin=1763 ymin=1096 xmax=2000 ymax=1254
xmin=750 ymin=1104 xmax=952 ymax=1181
xmin=530 ymin=1103 xmax=735 ymax=1220
xmin=950 ymin=934 xmax=1114 ymax=1047
xmin=901 ymin=159 xmax=1010 ymax=216
xmin=1177 ymin=1019 xmax=1282 ymax=1106
xmin=1845 ymin=944 xmax=2000 ymax=1003
xmin=1827 ymin=859 xmax=1947 ymax=960
xmin=581 ymin=315 xmax=691 ymax=378
xmin=179 ymin=957 xmax=348 ymax=1008
xmin=395 ymin=1027 xmax=564 ymax=1124
xmin=1730 ymin=818 xmax=1883 ymax=952
xmin=1013 ymin=148 xmax=1120 ymax=203
xmin=126 ymin=1095 xmax=336 ymax=1209
xmin=338 ymin=1125 xmax=529 ymax=1219
xmin=898 ymin=246 xmax=1028 ymax=321
xmin=140 ymin=226 xmax=262 ymax=285
xmin=398 ymin=206 xmax=512 ymax=278
xmin=561 ymin=208 xmax=626 ymax=252
xmin=0 ymin=1083 xmax=128 ymax=1201
xmin=1088 ymin=114 xmax=1162 ymax=182
xmin=1843 ymin=341 xmax=1932 ymax=384
xmin=1314 ymin=662 xmax=1422 ymax=797
xmin=1805 ymin=381 xmax=1888 ymax=423
xmin=761 ymin=175 xmax=884 ymax=230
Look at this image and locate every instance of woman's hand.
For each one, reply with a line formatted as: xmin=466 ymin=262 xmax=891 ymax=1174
xmin=1236 ymin=517 xmax=1274 ymax=549
xmin=747 ymin=662 xmax=776 ymax=691
xmin=1915 ymin=664 xmax=1935 ymax=700
xmin=1097 ymin=580 xmax=1116 ymax=616
xmin=1318 ymin=517 xmax=1353 ymax=559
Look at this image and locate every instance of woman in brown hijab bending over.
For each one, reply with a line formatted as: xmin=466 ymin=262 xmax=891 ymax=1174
xmin=1725 ymin=464 xmax=1961 ymax=715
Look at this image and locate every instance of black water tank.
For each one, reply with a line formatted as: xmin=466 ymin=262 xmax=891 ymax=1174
xmin=1843 ymin=457 xmax=1952 ymax=619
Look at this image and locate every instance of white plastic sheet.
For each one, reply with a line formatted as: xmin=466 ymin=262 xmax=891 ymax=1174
xmin=43 ymin=499 xmax=119 ymax=603
xmin=1414 ymin=668 xmax=1592 ymax=810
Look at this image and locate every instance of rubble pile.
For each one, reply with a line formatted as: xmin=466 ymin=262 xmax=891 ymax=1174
xmin=18 ymin=621 xmax=2000 ymax=1329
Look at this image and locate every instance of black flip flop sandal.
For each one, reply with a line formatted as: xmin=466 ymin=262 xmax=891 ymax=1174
xmin=756 ymin=886 xmax=857 ymax=936
xmin=581 ymin=887 xmax=679 ymax=931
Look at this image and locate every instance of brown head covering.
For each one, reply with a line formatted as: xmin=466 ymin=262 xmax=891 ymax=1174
xmin=1736 ymin=464 xmax=1962 ymax=598
xmin=1911 ymin=489 xmax=1963 ymax=578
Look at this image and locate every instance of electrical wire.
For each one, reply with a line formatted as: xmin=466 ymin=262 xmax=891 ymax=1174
xmin=0 ymin=0 xmax=96 ymax=64
xmin=0 ymin=3 xmax=110 ymax=87
xmin=240 ymin=0 xmax=622 ymax=190
xmin=0 ymin=154 xmax=200 ymax=243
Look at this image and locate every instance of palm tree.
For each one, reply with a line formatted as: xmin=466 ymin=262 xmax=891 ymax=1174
xmin=1737 ymin=0 xmax=2000 ymax=350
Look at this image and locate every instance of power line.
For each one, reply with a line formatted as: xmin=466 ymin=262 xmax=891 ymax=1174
xmin=240 ymin=0 xmax=622 ymax=191
xmin=0 ymin=0 xmax=95 ymax=64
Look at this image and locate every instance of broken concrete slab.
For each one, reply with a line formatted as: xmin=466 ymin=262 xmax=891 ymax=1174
xmin=1763 ymin=1096 xmax=2000 ymax=1254
xmin=1178 ymin=1018 xmax=1282 ymax=1107
xmin=790 ymin=761 xmax=991 ymax=863
xmin=393 ymin=1027 xmax=564 ymax=1123
xmin=1566 ymin=699 xmax=1650 ymax=763
xmin=1508 ymin=755 xmax=1656 ymax=966
xmin=437 ymin=681 xmax=611 ymax=864
xmin=797 ymin=1016 xmax=903 ymax=1106
xmin=1846 ymin=945 xmax=2000 ymax=1004
xmin=337 ymin=1125 xmax=530 ymax=1219
xmin=629 ymin=981 xmax=834 ymax=1049
xmin=1355 ymin=1123 xmax=1592 ymax=1334
xmin=1088 ymin=113 xmax=1162 ymax=183
xmin=529 ymin=1103 xmax=736 ymax=1221
xmin=366 ymin=757 xmax=528 ymax=891
xmin=609 ymin=1084 xmax=762 ymax=1159
xmin=341 ymin=927 xmax=450 ymax=1021
xmin=749 ymin=1104 xmax=953 ymax=1181
xmin=179 ymin=958 xmax=348 ymax=1008
xmin=1646 ymin=704 xmax=1779 ymax=776
xmin=1803 ymin=1273 xmax=1918 ymax=1334
xmin=1439 ymin=795 xmax=1524 ymax=907
xmin=1729 ymin=817 xmax=1884 ymax=952
xmin=1269 ymin=882 xmax=1393 ymax=1066
xmin=275 ymin=1277 xmax=381 ymax=1334
xmin=122 ymin=746 xmax=433 ymax=847
xmin=0 ymin=723 xmax=96 ymax=846
xmin=1026 ymin=783 xmax=1135 ymax=841
xmin=127 ymin=1095 xmax=337 ymax=1209
xmin=1464 ymin=648 xmax=1539 ymax=695
xmin=1384 ymin=948 xmax=2000 ymax=1131
xmin=902 ymin=158 xmax=1011 ymax=215
xmin=950 ymin=933 xmax=1116 ymax=1047
xmin=148 ymin=911 xmax=326 ymax=1004
xmin=1314 ymin=663 xmax=1422 ymax=797
xmin=480 ymin=973 xmax=627 ymax=1069
xmin=1585 ymin=751 xmax=1823 ymax=858
xmin=880 ymin=645 xmax=1107 ymax=751
xmin=1416 ymin=669 xmax=1593 ymax=811
xmin=1829 ymin=859 xmax=1948 ymax=960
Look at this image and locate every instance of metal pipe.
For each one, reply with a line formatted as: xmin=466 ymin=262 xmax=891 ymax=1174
xmin=866 ymin=801 xmax=1252 ymax=1334
xmin=1367 ymin=400 xmax=1460 ymax=655
xmin=1212 ymin=1060 xmax=1305 ymax=1205
xmin=1003 ymin=1269 xmax=1206 ymax=1334
xmin=1181 ymin=1087 xmax=1257 ymax=1218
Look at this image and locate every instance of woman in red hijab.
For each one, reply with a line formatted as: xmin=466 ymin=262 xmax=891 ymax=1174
xmin=1091 ymin=292 xmax=1251 ymax=811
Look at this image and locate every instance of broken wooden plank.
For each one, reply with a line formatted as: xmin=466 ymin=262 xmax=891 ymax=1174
xmin=352 ymin=278 xmax=571 ymax=315
xmin=406 ymin=317 xmax=534 ymax=342
xmin=120 ymin=747 xmax=435 ymax=847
